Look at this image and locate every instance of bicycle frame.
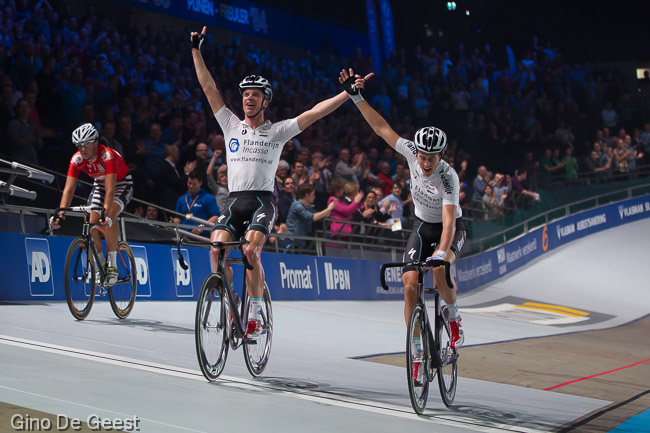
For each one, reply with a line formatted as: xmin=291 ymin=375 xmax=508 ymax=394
xmin=177 ymin=236 xmax=256 ymax=341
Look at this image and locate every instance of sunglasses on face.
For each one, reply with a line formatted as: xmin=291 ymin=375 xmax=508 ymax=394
xmin=76 ymin=141 xmax=94 ymax=149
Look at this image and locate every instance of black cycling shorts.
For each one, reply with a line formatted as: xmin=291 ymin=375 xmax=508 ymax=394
xmin=212 ymin=191 xmax=276 ymax=239
xmin=87 ymin=175 xmax=134 ymax=212
xmin=402 ymin=217 xmax=467 ymax=273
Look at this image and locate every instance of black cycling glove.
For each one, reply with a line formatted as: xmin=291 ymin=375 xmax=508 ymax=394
xmin=342 ymin=75 xmax=364 ymax=103
xmin=191 ymin=33 xmax=204 ymax=50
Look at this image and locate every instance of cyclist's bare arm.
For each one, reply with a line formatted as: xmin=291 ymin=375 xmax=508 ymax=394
xmin=340 ymin=68 xmax=400 ymax=149
xmin=437 ymin=204 xmax=457 ymax=254
xmin=191 ymin=26 xmax=225 ymax=115
xmin=57 ymin=175 xmax=78 ymax=217
xmin=296 ymin=91 xmax=349 ymax=131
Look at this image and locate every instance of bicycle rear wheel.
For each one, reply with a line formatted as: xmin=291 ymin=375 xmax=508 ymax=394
xmin=244 ymin=283 xmax=273 ymax=377
xmin=195 ymin=273 xmax=229 ymax=381
xmin=437 ymin=307 xmax=458 ymax=407
xmin=406 ymin=304 xmax=429 ymax=414
xmin=64 ymin=238 xmax=95 ymax=320
xmin=108 ymin=241 xmax=137 ymax=319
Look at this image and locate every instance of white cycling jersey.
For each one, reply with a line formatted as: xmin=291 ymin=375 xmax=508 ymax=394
xmin=215 ymin=106 xmax=301 ymax=192
xmin=395 ymin=137 xmax=463 ymax=223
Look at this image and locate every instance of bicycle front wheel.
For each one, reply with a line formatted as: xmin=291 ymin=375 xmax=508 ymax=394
xmin=437 ymin=307 xmax=458 ymax=407
xmin=244 ymin=283 xmax=273 ymax=377
xmin=108 ymin=241 xmax=137 ymax=319
xmin=406 ymin=304 xmax=429 ymax=414
xmin=64 ymin=238 xmax=95 ymax=320
xmin=195 ymin=273 xmax=229 ymax=381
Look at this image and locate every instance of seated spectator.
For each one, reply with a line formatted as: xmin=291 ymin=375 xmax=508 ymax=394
xmin=172 ymin=170 xmax=220 ymax=235
xmin=277 ymin=176 xmax=296 ymax=224
xmin=286 ymin=184 xmax=337 ymax=250
xmin=492 ymin=173 xmax=511 ymax=207
xmin=328 ymin=179 xmax=363 ymax=239
xmin=145 ymin=205 xmax=161 ymax=221
xmin=614 ymin=138 xmax=630 ymax=174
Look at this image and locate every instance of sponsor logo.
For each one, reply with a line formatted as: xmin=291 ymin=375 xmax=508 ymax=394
xmin=256 ymin=213 xmax=266 ymax=222
xmin=25 ymin=238 xmax=55 ymax=296
xmin=229 ymin=138 xmax=240 ymax=153
xmin=497 ymin=248 xmax=506 ymax=264
xmin=407 ymin=248 xmax=416 ymax=260
xmin=130 ymin=245 xmax=151 ymax=297
xmin=505 ymin=238 xmax=538 ymax=264
xmin=242 ymin=129 xmax=247 ymax=135
xmin=279 ymin=262 xmax=313 ymax=290
xmin=440 ymin=175 xmax=452 ymax=194
xmin=171 ymin=248 xmax=193 ymax=297
xmin=217 ymin=215 xmax=226 ymax=223
xmin=383 ymin=266 xmax=402 ymax=283
xmin=188 ymin=0 xmax=214 ymax=15
xmin=576 ymin=213 xmax=607 ymax=230
xmin=454 ymin=260 xmax=493 ymax=283
xmin=556 ymin=223 xmax=575 ymax=240
xmin=324 ymin=262 xmax=350 ymax=290
xmin=618 ymin=204 xmax=649 ymax=219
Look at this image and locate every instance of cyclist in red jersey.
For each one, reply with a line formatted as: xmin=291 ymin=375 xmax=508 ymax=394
xmin=50 ymin=123 xmax=134 ymax=285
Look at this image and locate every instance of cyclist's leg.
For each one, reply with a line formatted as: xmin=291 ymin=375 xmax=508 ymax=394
xmin=242 ymin=229 xmax=266 ymax=299
xmin=210 ymin=229 xmax=233 ymax=281
xmin=403 ymin=270 xmax=419 ymax=325
xmin=402 ymin=218 xmax=434 ymax=325
xmin=432 ymin=218 xmax=466 ymax=305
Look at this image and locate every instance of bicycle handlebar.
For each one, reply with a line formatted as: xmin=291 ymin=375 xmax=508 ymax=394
xmin=175 ymin=236 xmax=253 ymax=271
xmin=380 ymin=260 xmax=454 ymax=291
xmin=55 ymin=206 xmax=104 ymax=215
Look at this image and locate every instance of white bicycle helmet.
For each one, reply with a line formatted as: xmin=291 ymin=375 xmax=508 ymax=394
xmin=414 ymin=126 xmax=447 ymax=154
xmin=72 ymin=123 xmax=99 ymax=144
xmin=239 ymin=75 xmax=273 ymax=102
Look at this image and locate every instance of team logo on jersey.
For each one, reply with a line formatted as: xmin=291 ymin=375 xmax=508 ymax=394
xmin=101 ymin=150 xmax=112 ymax=162
xmin=229 ymin=138 xmax=240 ymax=153
xmin=242 ymin=129 xmax=247 ymax=135
xmin=72 ymin=154 xmax=83 ymax=165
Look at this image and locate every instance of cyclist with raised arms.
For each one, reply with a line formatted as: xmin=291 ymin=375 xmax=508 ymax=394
xmin=339 ymin=68 xmax=466 ymax=350
xmin=50 ymin=123 xmax=134 ymax=286
xmin=191 ymin=27 xmax=363 ymax=339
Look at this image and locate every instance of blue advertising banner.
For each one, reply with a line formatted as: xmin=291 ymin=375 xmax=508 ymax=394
xmin=365 ymin=0 xmax=382 ymax=73
xmin=1 ymin=195 xmax=649 ymax=302
xmin=378 ymin=0 xmax=395 ymax=59
xmin=112 ymin=0 xmax=369 ymax=58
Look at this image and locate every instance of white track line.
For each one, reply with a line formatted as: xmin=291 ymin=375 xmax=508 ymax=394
xmin=0 ymin=334 xmax=546 ymax=433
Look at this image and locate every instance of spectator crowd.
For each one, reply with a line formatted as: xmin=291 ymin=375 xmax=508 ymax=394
xmin=2 ymin=0 xmax=650 ymax=244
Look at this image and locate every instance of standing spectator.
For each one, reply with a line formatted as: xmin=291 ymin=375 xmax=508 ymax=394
xmin=172 ymin=169 xmax=220 ymax=235
xmin=98 ymin=120 xmax=124 ymax=155
xmin=213 ymin=165 xmax=229 ymax=214
xmin=539 ymin=147 xmax=563 ymax=187
xmin=142 ymin=122 xmax=166 ymax=189
xmin=277 ymin=176 xmax=296 ymax=223
xmin=327 ymin=179 xmax=362 ymax=239
xmin=472 ymin=165 xmax=489 ymax=201
xmin=614 ymin=138 xmax=630 ymax=175
xmin=378 ymin=181 xmax=405 ymax=225
xmin=7 ymin=98 xmax=41 ymax=165
xmin=584 ymin=149 xmax=612 ymax=183
xmin=161 ymin=113 xmax=182 ymax=147
xmin=601 ymin=101 xmax=618 ymax=129
xmin=285 ymin=183 xmax=338 ymax=250
xmin=309 ymin=151 xmax=332 ymax=210
xmin=481 ymin=184 xmax=499 ymax=220
xmin=334 ymin=148 xmax=363 ymax=184
xmin=274 ymin=160 xmax=290 ymax=199
xmin=376 ymin=160 xmax=393 ymax=197
xmin=157 ymin=145 xmax=193 ymax=210
xmin=511 ymin=168 xmax=540 ymax=205
xmin=561 ymin=147 xmax=579 ymax=181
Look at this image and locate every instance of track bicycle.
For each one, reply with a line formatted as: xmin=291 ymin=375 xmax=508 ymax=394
xmin=176 ymin=236 xmax=273 ymax=381
xmin=380 ymin=259 xmax=458 ymax=412
xmin=55 ymin=206 xmax=137 ymax=320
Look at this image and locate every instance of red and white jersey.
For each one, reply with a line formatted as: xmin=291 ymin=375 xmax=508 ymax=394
xmin=67 ymin=144 xmax=130 ymax=182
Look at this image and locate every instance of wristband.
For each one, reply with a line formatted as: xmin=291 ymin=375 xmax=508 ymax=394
xmin=350 ymin=93 xmax=364 ymax=104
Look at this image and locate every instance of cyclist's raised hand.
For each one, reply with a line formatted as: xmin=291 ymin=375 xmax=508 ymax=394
xmin=190 ymin=26 xmax=206 ymax=50
xmin=339 ymin=68 xmax=375 ymax=95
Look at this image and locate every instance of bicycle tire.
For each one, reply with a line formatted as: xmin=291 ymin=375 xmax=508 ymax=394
xmin=195 ymin=273 xmax=229 ymax=381
xmin=108 ymin=241 xmax=137 ymax=319
xmin=64 ymin=238 xmax=96 ymax=320
xmin=406 ymin=304 xmax=429 ymax=414
xmin=437 ymin=307 xmax=458 ymax=407
xmin=243 ymin=283 xmax=273 ymax=377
